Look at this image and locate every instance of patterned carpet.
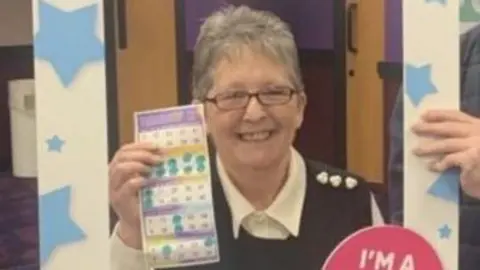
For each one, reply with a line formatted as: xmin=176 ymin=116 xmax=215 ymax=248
xmin=0 ymin=173 xmax=39 ymax=270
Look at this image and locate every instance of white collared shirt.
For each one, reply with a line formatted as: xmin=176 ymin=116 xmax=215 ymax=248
xmin=109 ymin=149 xmax=384 ymax=269
xmin=216 ymin=148 xmax=307 ymax=239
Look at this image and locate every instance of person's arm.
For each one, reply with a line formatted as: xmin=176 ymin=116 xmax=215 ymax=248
xmin=388 ymin=88 xmax=405 ymax=224
xmin=110 ymin=223 xmax=147 ymax=270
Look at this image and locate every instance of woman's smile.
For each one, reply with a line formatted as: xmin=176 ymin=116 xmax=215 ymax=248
xmin=236 ymin=130 xmax=276 ymax=142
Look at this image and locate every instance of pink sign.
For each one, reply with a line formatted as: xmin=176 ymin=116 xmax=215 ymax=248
xmin=322 ymin=225 xmax=443 ymax=270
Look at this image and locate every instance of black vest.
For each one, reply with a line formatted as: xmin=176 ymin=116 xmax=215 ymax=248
xmin=156 ymin=159 xmax=373 ymax=270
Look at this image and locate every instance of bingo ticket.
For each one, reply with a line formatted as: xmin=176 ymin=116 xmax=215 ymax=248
xmin=134 ymin=104 xmax=220 ymax=269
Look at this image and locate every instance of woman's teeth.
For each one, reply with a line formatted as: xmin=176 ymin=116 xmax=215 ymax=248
xmin=239 ymin=131 xmax=272 ymax=141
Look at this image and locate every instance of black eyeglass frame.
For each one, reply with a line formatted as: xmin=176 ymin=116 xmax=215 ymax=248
xmin=202 ymin=86 xmax=300 ymax=110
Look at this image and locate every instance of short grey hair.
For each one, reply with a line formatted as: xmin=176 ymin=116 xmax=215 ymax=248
xmin=191 ymin=5 xmax=304 ymax=100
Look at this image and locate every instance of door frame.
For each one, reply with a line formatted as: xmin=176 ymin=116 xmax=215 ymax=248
xmin=345 ymin=0 xmax=386 ymax=183
xmin=333 ymin=0 xmax=347 ymax=169
xmin=174 ymin=0 xmax=191 ymax=105
xmin=104 ymin=0 xmax=119 ymax=161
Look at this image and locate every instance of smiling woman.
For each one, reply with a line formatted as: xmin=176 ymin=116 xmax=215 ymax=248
xmin=109 ymin=5 xmax=383 ymax=270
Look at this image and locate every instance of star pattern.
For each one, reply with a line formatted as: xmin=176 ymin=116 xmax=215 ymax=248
xmin=39 ymin=185 xmax=86 ymax=265
xmin=33 ymin=0 xmax=104 ymax=267
xmin=405 ymin=64 xmax=438 ymax=107
xmin=402 ymin=0 xmax=459 ymax=265
xmin=34 ymin=0 xmax=104 ymax=87
xmin=438 ymin=224 xmax=452 ymax=239
xmin=46 ymin=135 xmax=65 ymax=152
xmin=427 ymin=168 xmax=460 ymax=204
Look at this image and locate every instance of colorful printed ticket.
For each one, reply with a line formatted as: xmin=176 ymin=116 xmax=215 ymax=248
xmin=134 ymin=104 xmax=220 ymax=269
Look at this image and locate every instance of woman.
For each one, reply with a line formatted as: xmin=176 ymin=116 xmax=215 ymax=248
xmin=109 ymin=5 xmax=383 ymax=270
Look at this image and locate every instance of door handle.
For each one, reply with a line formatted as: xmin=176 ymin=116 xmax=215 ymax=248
xmin=117 ymin=0 xmax=128 ymax=49
xmin=347 ymin=3 xmax=358 ymax=54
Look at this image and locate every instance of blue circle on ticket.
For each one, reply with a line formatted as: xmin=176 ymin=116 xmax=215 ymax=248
xmin=196 ymin=155 xmax=206 ymax=163
xmin=169 ymin=166 xmax=179 ymax=176
xmin=167 ymin=158 xmax=177 ymax=166
xmin=172 ymin=215 xmax=182 ymax=223
xmin=152 ymin=165 xmax=165 ymax=178
xmin=204 ymin=236 xmax=215 ymax=247
xmin=162 ymin=245 xmax=172 ymax=257
xmin=174 ymin=225 xmax=184 ymax=233
xmin=143 ymin=200 xmax=153 ymax=209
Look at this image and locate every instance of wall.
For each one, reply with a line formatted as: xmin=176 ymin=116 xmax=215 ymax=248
xmin=0 ymin=0 xmax=33 ymax=47
xmin=385 ymin=0 xmax=402 ymax=62
xmin=0 ymin=0 xmax=34 ymax=171
xmin=183 ymin=0 xmax=333 ymax=50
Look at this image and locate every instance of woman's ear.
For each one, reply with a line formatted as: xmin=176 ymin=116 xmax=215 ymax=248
xmin=298 ymin=91 xmax=307 ymax=109
xmin=295 ymin=92 xmax=307 ymax=129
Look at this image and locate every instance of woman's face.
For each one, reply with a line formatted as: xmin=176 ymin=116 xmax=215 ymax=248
xmin=202 ymin=49 xmax=306 ymax=170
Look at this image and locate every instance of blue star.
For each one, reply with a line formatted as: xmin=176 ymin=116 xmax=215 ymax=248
xmin=426 ymin=0 xmax=447 ymax=5
xmin=427 ymin=168 xmax=460 ymax=204
xmin=438 ymin=224 xmax=452 ymax=239
xmin=39 ymin=186 xmax=86 ymax=265
xmin=46 ymin=135 xmax=65 ymax=152
xmin=34 ymin=1 xmax=104 ymax=87
xmin=405 ymin=64 xmax=438 ymax=107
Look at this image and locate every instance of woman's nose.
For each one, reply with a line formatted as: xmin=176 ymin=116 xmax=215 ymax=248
xmin=242 ymin=96 xmax=267 ymax=121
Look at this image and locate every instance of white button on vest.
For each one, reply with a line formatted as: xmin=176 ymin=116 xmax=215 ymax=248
xmin=329 ymin=175 xmax=342 ymax=187
xmin=316 ymin=172 xmax=328 ymax=184
xmin=345 ymin=176 xmax=358 ymax=189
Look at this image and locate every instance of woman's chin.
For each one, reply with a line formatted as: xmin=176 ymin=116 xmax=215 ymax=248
xmin=235 ymin=150 xmax=279 ymax=169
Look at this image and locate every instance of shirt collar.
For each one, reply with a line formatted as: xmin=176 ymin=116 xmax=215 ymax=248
xmin=216 ymin=148 xmax=307 ymax=239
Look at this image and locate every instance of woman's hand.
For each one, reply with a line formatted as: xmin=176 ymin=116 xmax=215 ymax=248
xmin=109 ymin=142 xmax=162 ymax=248
xmin=412 ymin=110 xmax=480 ymax=199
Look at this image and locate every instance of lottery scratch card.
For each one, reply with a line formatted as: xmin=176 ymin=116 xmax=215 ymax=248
xmin=134 ymin=104 xmax=220 ymax=269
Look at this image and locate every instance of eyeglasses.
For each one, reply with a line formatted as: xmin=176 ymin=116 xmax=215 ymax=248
xmin=203 ymin=86 xmax=298 ymax=111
